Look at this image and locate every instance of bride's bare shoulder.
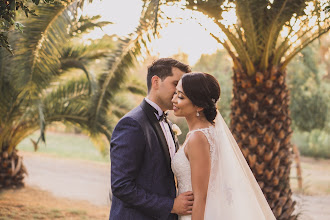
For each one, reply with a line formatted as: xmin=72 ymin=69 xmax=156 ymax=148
xmin=186 ymin=131 xmax=210 ymax=152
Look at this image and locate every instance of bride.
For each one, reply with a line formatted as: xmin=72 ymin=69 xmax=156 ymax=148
xmin=171 ymin=72 xmax=276 ymax=220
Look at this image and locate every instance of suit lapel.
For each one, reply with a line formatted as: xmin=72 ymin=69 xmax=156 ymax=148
xmin=140 ymin=100 xmax=171 ymax=169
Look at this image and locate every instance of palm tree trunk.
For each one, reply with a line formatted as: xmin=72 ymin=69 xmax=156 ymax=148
xmin=230 ymin=66 xmax=296 ymax=220
xmin=0 ymin=149 xmax=26 ymax=189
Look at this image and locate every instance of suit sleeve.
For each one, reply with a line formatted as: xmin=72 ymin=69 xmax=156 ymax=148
xmin=110 ymin=117 xmax=174 ymax=218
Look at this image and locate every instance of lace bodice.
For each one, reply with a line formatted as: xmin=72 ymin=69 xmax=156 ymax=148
xmin=171 ymin=126 xmax=216 ymax=220
xmin=171 ymin=114 xmax=276 ymax=220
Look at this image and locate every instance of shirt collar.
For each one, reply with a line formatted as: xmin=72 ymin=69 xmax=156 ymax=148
xmin=145 ymin=97 xmax=164 ymax=118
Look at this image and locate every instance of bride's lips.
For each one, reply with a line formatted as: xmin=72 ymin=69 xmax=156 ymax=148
xmin=173 ymin=105 xmax=179 ymax=111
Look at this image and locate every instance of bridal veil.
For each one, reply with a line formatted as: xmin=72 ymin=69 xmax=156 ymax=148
xmin=204 ymin=111 xmax=276 ymax=220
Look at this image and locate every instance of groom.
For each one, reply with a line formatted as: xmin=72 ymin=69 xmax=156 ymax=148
xmin=110 ymin=58 xmax=193 ymax=220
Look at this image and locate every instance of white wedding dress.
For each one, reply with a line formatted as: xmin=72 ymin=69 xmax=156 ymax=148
xmin=172 ymin=127 xmax=216 ymax=220
xmin=171 ymin=112 xmax=276 ymax=220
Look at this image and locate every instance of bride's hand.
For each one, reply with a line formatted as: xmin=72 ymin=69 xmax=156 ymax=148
xmin=171 ymin=191 xmax=194 ymax=215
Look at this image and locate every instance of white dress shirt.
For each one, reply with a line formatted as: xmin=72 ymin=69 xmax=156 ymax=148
xmin=145 ymin=98 xmax=176 ymax=159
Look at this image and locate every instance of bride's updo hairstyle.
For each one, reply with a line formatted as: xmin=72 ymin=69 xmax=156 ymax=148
xmin=181 ymin=72 xmax=221 ymax=124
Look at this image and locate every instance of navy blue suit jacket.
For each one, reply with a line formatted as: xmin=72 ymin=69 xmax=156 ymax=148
xmin=109 ymin=99 xmax=179 ymax=220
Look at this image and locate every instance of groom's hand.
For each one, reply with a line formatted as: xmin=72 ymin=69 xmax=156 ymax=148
xmin=171 ymin=191 xmax=194 ymax=215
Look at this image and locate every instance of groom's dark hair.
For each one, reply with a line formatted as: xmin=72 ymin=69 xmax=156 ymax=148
xmin=147 ymin=58 xmax=191 ymax=93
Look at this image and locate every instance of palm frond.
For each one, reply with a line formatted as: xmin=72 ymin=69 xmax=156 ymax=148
xmin=210 ymin=34 xmax=244 ymax=73
xmin=125 ymin=83 xmax=147 ymax=96
xmin=88 ymin=38 xmax=138 ymax=133
xmin=110 ymin=95 xmax=137 ymax=119
xmin=4 ymin=98 xmax=41 ymax=153
xmin=62 ymin=37 xmax=116 ymax=62
xmin=0 ymin=43 xmax=21 ymax=122
xmin=4 ymin=75 xmax=89 ymax=152
xmin=8 ymin=0 xmax=84 ymax=97
xmin=37 ymin=101 xmax=46 ymax=144
xmin=184 ymin=0 xmax=225 ymax=21
xmin=272 ymin=16 xmax=303 ymax=65
xmin=88 ymin=0 xmax=159 ymax=135
xmin=259 ymin=0 xmax=289 ymax=70
xmin=60 ymin=35 xmax=117 ymax=92
xmin=60 ymin=45 xmax=97 ymax=94
xmin=42 ymin=76 xmax=112 ymax=140
xmin=280 ymin=1 xmax=330 ymax=69
xmin=235 ymin=0 xmax=260 ymax=63
xmin=71 ymin=15 xmax=113 ymax=37
xmin=178 ymin=0 xmax=255 ymax=75
xmin=281 ymin=26 xmax=330 ymax=70
xmin=214 ymin=20 xmax=255 ymax=75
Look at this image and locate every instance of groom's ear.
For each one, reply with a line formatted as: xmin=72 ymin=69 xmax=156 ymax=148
xmin=151 ymin=75 xmax=160 ymax=90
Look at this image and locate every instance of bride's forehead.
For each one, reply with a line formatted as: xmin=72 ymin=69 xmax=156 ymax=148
xmin=176 ymin=82 xmax=183 ymax=90
xmin=176 ymin=79 xmax=183 ymax=86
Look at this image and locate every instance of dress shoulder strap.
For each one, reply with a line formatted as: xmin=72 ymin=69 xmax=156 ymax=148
xmin=185 ymin=127 xmax=215 ymax=152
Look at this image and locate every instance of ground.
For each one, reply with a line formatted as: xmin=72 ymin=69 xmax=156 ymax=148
xmin=0 ymin=151 xmax=110 ymax=220
xmin=291 ymin=156 xmax=330 ymax=220
xmin=0 ymin=186 xmax=108 ymax=220
xmin=0 ymin=150 xmax=329 ymax=219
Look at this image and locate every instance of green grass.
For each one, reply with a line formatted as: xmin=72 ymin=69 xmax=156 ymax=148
xmin=17 ymin=131 xmax=110 ymax=163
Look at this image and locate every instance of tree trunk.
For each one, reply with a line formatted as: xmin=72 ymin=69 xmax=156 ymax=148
xmin=230 ymin=67 xmax=296 ymax=219
xmin=0 ymin=149 xmax=26 ymax=189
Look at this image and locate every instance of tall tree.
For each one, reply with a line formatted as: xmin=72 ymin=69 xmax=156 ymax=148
xmin=0 ymin=0 xmax=111 ymax=188
xmin=0 ymin=0 xmax=155 ymax=189
xmin=162 ymin=0 xmax=330 ymax=219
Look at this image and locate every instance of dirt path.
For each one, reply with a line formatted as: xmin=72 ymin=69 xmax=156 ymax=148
xmin=20 ymin=151 xmax=330 ymax=219
xmin=21 ymin=151 xmax=111 ymax=207
xmin=0 ymin=186 xmax=109 ymax=219
xmin=293 ymin=194 xmax=330 ymax=220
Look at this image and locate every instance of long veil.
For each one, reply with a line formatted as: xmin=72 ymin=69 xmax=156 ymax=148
xmin=204 ymin=111 xmax=276 ymax=220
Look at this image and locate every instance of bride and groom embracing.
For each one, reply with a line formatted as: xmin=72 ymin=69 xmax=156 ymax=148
xmin=109 ymin=58 xmax=276 ymax=220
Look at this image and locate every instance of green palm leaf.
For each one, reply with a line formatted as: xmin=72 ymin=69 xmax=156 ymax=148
xmin=88 ymin=0 xmax=160 ymax=135
xmin=71 ymin=15 xmax=113 ymax=36
xmin=60 ymin=39 xmax=116 ymax=94
xmin=43 ymin=76 xmax=112 ymax=137
xmin=9 ymin=0 xmax=84 ymax=97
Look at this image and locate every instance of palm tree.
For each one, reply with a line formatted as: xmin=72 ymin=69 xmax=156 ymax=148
xmin=161 ymin=0 xmax=329 ymax=219
xmin=0 ymin=0 xmax=155 ymax=189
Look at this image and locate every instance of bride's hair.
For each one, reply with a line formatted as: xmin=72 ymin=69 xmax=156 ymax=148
xmin=181 ymin=72 xmax=221 ymax=124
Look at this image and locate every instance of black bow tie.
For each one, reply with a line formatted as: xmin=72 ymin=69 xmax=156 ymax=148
xmin=158 ymin=112 xmax=168 ymax=122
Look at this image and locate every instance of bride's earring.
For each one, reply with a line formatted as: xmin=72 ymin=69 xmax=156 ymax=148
xmin=196 ymin=111 xmax=200 ymax=117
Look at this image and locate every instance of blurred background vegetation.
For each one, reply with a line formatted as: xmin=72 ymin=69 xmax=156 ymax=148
xmin=1 ymin=1 xmax=329 ymax=198
xmin=1 ymin=1 xmax=328 ymax=219
xmin=18 ymin=32 xmax=330 ymax=160
xmin=177 ymin=36 xmax=330 ymax=159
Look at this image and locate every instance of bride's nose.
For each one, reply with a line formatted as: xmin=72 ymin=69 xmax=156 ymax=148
xmin=171 ymin=95 xmax=177 ymax=103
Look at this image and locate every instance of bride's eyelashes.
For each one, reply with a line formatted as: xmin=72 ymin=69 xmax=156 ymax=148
xmin=174 ymin=91 xmax=184 ymax=100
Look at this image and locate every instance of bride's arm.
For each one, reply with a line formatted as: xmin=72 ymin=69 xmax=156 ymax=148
xmin=186 ymin=132 xmax=211 ymax=220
